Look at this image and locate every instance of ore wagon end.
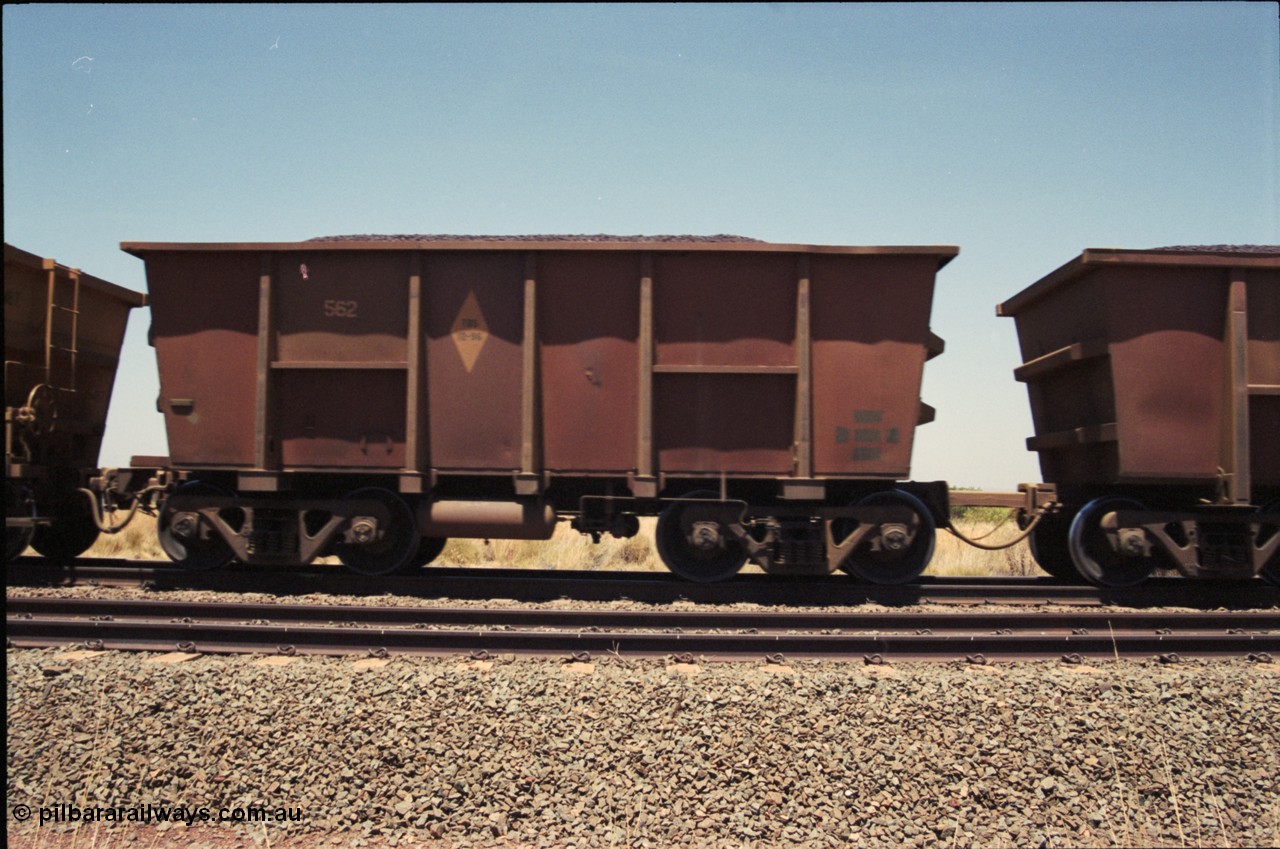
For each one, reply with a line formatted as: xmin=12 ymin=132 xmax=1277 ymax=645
xmin=5 ymin=243 xmax=147 ymax=562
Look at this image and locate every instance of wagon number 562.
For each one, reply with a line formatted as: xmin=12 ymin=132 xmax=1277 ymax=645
xmin=324 ymin=299 xmax=359 ymax=319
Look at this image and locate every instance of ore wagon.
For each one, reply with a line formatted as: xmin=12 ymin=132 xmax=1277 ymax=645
xmin=123 ymin=236 xmax=956 ymax=581
xmin=5 ymin=243 xmax=147 ymax=562
xmin=999 ymin=246 xmax=1280 ymax=585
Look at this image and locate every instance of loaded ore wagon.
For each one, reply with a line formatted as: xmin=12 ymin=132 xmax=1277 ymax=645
xmin=1000 ymin=246 xmax=1280 ymax=586
xmin=5 ymin=243 xmax=147 ymax=562
xmin=124 ymin=236 xmax=957 ymax=581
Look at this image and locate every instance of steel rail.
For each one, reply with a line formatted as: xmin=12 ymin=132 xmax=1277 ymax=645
xmin=9 ymin=558 xmax=1280 ymax=609
xmin=8 ymin=600 xmax=1279 ymax=661
xmin=7 ymin=596 xmax=1279 ymax=634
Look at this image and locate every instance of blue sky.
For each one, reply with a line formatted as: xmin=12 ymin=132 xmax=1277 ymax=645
xmin=5 ymin=3 xmax=1278 ymax=489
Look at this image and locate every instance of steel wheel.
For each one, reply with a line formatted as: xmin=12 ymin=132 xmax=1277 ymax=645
xmin=5 ymin=525 xmax=32 ymax=563
xmin=1259 ymin=500 xmax=1280 ymax=586
xmin=1067 ymin=496 xmax=1155 ymax=587
xmin=655 ymin=490 xmax=747 ymax=583
xmin=6 ymin=482 xmax=34 ymax=563
xmin=31 ymin=493 xmax=101 ymax=563
xmin=408 ymin=536 xmax=448 ymax=570
xmin=842 ymin=490 xmax=936 ymax=585
xmin=1027 ymin=515 xmax=1081 ymax=582
xmin=334 ymin=488 xmax=419 ymax=576
xmin=158 ymin=482 xmax=236 ymax=571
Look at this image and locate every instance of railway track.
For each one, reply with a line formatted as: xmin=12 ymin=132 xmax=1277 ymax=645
xmin=7 ymin=557 xmax=1280 ymax=608
xmin=7 ymin=595 xmax=1278 ymax=662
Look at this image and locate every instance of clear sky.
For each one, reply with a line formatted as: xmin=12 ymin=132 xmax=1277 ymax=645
xmin=5 ymin=3 xmax=1278 ymax=490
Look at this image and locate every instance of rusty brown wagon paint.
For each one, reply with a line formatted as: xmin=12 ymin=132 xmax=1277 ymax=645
xmin=125 ymin=237 xmax=956 ymax=485
xmin=999 ymin=246 xmax=1280 ymax=492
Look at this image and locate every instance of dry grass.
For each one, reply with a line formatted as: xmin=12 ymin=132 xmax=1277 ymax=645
xmin=70 ymin=511 xmax=1043 ymax=577
xmin=929 ymin=515 xmax=1041 ymax=578
xmin=84 ymin=512 xmax=165 ymax=560
xmin=436 ymin=517 xmax=662 ymax=571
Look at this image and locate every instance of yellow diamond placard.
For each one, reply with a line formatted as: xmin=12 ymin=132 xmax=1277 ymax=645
xmin=451 ymin=291 xmax=489 ymax=373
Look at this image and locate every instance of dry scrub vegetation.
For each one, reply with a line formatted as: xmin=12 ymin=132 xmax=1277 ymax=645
xmin=79 ymin=509 xmax=1041 ymax=576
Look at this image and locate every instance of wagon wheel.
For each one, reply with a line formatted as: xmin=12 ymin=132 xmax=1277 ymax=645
xmin=5 ymin=524 xmax=32 ymax=564
xmin=158 ymin=482 xmax=236 ymax=571
xmin=1025 ymin=513 xmax=1081 ymax=582
xmin=1259 ymin=500 xmax=1280 ymax=586
xmin=1067 ymin=496 xmax=1155 ymax=587
xmin=334 ymin=488 xmax=419 ymax=576
xmin=655 ymin=490 xmax=747 ymax=583
xmin=31 ymin=492 xmax=101 ymax=563
xmin=841 ymin=490 xmax=936 ymax=585
xmin=6 ymin=482 xmax=34 ymax=564
xmin=409 ymin=536 xmax=448 ymax=570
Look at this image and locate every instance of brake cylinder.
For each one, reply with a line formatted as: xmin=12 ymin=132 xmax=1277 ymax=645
xmin=417 ymin=500 xmax=557 ymax=540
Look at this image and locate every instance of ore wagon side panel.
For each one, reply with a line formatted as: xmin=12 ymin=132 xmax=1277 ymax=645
xmin=272 ymin=251 xmax=409 ymax=469
xmin=652 ymin=252 xmax=797 ymax=474
xmin=1248 ymin=268 xmax=1280 ymax=487
xmin=1102 ymin=265 xmax=1227 ymax=482
xmin=145 ymin=252 xmax=260 ymax=467
xmin=423 ymin=252 xmax=525 ymax=471
xmin=810 ymin=254 xmax=939 ymax=478
xmin=537 ymin=251 xmax=639 ymax=473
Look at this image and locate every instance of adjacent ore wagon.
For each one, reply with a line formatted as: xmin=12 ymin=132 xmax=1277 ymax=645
xmin=5 ymin=243 xmax=147 ymax=562
xmin=123 ymin=236 xmax=957 ymax=581
xmin=1000 ymin=246 xmax=1280 ymax=586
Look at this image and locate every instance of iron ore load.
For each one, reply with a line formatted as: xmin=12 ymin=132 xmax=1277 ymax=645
xmin=5 ymin=243 xmax=147 ymax=562
xmin=121 ymin=236 xmax=958 ymax=582
xmin=1000 ymin=246 xmax=1280 ymax=586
